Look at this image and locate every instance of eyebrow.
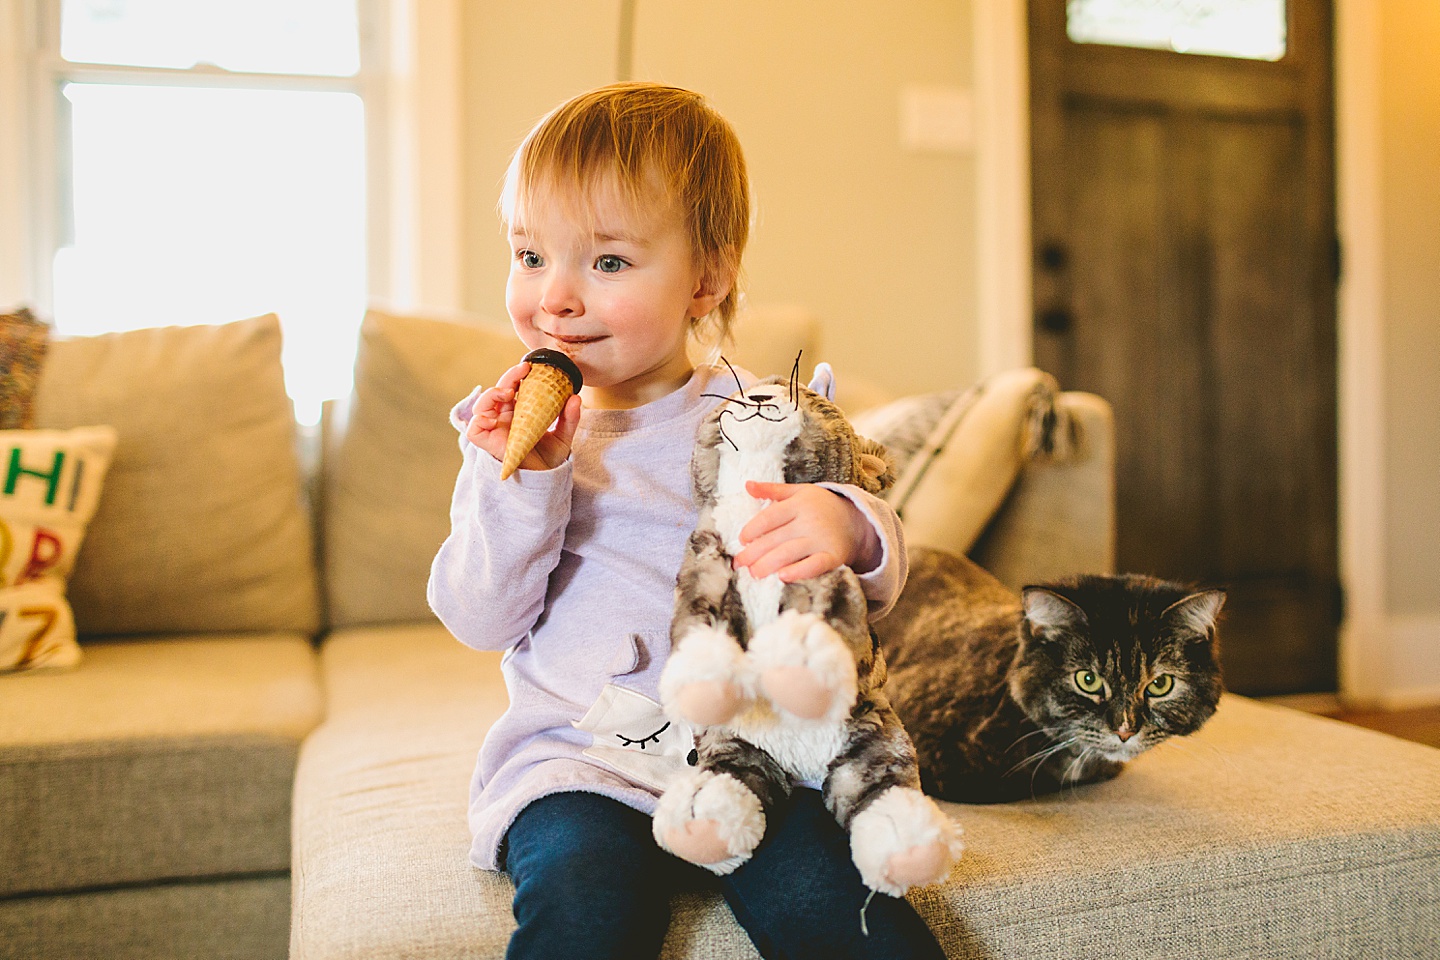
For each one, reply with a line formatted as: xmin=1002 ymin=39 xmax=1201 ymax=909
xmin=506 ymin=225 xmax=650 ymax=246
xmin=593 ymin=230 xmax=648 ymax=246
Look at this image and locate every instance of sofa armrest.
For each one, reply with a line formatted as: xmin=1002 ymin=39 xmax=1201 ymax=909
xmin=968 ymin=390 xmax=1116 ymax=590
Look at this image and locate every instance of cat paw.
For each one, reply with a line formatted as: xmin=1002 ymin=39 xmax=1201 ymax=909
xmin=849 ymin=785 xmax=964 ymax=896
xmin=750 ymin=611 xmax=858 ymax=722
xmin=652 ymin=769 xmax=765 ymax=876
xmin=660 ymin=625 xmax=752 ymax=726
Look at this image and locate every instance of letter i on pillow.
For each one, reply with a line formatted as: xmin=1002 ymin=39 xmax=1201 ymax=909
xmin=653 ymin=360 xmax=963 ymax=896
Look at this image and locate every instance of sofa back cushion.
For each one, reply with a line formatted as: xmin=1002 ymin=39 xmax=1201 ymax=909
xmin=31 ymin=314 xmax=321 ymax=636
xmin=322 ymin=310 xmax=519 ymax=627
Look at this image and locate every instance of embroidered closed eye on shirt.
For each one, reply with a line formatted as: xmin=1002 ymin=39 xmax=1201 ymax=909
xmin=572 ymin=683 xmax=694 ymax=792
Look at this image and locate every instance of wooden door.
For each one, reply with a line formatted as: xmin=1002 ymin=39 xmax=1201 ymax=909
xmin=1029 ymin=1 xmax=1338 ymax=695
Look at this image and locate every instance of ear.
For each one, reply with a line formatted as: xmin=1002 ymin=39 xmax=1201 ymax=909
xmin=808 ymin=362 xmax=836 ymax=401
xmin=689 ymin=254 xmax=735 ymax=320
xmin=1021 ymin=587 xmax=1088 ymax=637
xmin=1161 ymin=590 xmax=1226 ymax=642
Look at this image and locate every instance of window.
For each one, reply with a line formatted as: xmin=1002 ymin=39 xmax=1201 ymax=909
xmin=33 ymin=0 xmax=380 ymax=423
xmin=1067 ymin=0 xmax=1288 ymax=62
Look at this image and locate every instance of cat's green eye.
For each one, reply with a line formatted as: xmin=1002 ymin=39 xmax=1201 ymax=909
xmin=1146 ymin=674 xmax=1175 ymax=698
xmin=1073 ymin=670 xmax=1105 ymax=696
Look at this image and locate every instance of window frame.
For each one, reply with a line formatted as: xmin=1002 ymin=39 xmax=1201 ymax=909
xmin=17 ymin=0 xmax=395 ymax=318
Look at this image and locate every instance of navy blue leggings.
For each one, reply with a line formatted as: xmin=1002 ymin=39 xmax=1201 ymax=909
xmin=501 ymin=790 xmax=946 ymax=960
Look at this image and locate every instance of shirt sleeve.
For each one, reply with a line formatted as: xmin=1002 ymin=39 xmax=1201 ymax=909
xmin=818 ymin=482 xmax=908 ymax=620
xmin=427 ymin=388 xmax=574 ymax=652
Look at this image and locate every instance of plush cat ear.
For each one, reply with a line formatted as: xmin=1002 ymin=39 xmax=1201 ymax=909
xmin=808 ymin=362 xmax=836 ymax=402
xmin=1161 ymin=590 xmax=1226 ymax=642
xmin=1021 ymin=587 xmax=1088 ymax=637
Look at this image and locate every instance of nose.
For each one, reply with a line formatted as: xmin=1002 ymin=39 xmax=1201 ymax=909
xmin=1116 ymin=726 xmax=1136 ymax=742
xmin=539 ymin=269 xmax=582 ymax=318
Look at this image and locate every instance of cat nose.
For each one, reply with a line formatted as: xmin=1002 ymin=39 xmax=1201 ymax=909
xmin=1116 ymin=726 xmax=1136 ymax=742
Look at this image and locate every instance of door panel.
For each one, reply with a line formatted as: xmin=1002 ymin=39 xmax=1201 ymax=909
xmin=1030 ymin=1 xmax=1338 ymax=695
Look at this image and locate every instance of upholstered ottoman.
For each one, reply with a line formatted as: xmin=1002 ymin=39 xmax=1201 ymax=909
xmin=291 ymin=625 xmax=1440 ymax=959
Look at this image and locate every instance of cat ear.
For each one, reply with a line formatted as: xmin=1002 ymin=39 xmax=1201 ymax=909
xmin=1161 ymin=590 xmax=1227 ymax=642
xmin=1021 ymin=587 xmax=1088 ymax=637
xmin=808 ymin=362 xmax=836 ymax=401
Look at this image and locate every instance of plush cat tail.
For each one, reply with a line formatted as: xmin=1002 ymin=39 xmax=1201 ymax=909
xmin=854 ymin=435 xmax=896 ymax=496
xmin=1161 ymin=590 xmax=1227 ymax=643
xmin=1020 ymin=587 xmax=1088 ymax=641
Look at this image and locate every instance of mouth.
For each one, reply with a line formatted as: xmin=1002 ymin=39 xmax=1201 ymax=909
xmin=545 ymin=332 xmax=606 ymax=346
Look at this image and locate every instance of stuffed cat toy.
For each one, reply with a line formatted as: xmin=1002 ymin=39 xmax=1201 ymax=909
xmin=652 ymin=361 xmax=963 ymax=897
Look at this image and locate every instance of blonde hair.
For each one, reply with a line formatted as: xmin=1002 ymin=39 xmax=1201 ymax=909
xmin=500 ymin=82 xmax=750 ymax=345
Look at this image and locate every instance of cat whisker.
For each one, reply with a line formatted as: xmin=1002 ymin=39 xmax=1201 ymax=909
xmin=1025 ymin=738 xmax=1081 ymax=798
xmin=1004 ymin=728 xmax=1054 ymax=755
xmin=1062 ymin=748 xmax=1097 ymax=798
xmin=1006 ymin=735 xmax=1076 ymax=777
xmin=1153 ymin=734 xmax=1237 ymax=785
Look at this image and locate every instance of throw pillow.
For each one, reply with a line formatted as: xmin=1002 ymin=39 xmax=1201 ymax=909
xmin=31 ymin=315 xmax=321 ymax=636
xmin=0 ymin=425 xmax=116 ymax=672
xmin=323 ymin=309 xmax=521 ymax=627
xmin=0 ymin=307 xmax=52 ymax=430
xmin=851 ymin=368 xmax=1068 ymax=557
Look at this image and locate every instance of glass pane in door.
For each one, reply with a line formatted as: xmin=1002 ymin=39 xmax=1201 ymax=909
xmin=1067 ymin=0 xmax=1287 ymax=61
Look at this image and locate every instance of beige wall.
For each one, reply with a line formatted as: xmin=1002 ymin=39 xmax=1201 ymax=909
xmin=459 ymin=0 xmax=625 ymax=327
xmin=1379 ymin=0 xmax=1440 ymax=616
xmin=459 ymin=1 xmax=978 ymax=397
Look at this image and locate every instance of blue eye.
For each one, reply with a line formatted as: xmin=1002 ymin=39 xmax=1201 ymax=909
xmin=517 ymin=250 xmax=543 ymax=269
xmin=595 ymin=254 xmax=629 ymax=274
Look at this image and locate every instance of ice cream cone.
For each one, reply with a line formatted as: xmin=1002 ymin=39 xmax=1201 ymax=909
xmin=500 ymin=349 xmax=583 ymax=480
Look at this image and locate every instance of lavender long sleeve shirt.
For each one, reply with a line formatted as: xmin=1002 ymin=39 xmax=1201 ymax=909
xmin=427 ymin=364 xmax=908 ymax=871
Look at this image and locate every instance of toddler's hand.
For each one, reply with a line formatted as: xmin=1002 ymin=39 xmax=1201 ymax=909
xmin=465 ymin=361 xmax=582 ymax=473
xmin=732 ymin=481 xmax=882 ymax=582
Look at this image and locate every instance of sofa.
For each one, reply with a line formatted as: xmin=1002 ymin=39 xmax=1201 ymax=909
xmin=1 ymin=309 xmax=1437 ymax=960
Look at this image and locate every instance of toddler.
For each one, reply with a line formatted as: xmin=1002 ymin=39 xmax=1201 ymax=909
xmin=428 ymin=82 xmax=946 ymax=960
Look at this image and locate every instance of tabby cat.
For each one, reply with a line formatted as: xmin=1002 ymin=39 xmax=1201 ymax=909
xmin=875 ymin=547 xmax=1225 ymax=803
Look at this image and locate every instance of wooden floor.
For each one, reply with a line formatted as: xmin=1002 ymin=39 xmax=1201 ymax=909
xmin=1265 ymin=695 xmax=1440 ymax=750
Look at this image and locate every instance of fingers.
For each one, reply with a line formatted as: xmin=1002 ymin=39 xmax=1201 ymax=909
xmin=733 ymin=483 xmax=866 ymax=581
xmin=745 ymin=480 xmax=800 ymax=501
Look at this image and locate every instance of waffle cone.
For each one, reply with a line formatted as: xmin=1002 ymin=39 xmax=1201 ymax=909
xmin=500 ymin=361 xmax=575 ymax=479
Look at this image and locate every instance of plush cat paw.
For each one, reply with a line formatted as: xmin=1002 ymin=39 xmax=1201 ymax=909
xmin=652 ymin=769 xmax=765 ymax=876
xmin=849 ymin=785 xmax=964 ymax=896
xmin=661 ymin=625 xmax=752 ymax=726
xmin=750 ymin=610 xmax=858 ymax=722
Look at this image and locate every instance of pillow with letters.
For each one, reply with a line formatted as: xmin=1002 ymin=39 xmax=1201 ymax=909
xmin=0 ymin=426 xmax=116 ymax=672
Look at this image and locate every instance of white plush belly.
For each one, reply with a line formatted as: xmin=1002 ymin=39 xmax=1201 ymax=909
xmin=713 ymin=436 xmax=788 ymax=631
xmin=729 ymin=710 xmax=847 ymax=784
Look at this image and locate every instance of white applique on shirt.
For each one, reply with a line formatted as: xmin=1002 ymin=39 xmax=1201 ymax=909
xmin=573 ymin=683 xmax=695 ymax=793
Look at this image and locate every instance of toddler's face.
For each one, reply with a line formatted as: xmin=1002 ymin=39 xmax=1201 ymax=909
xmin=505 ymin=174 xmax=722 ymax=409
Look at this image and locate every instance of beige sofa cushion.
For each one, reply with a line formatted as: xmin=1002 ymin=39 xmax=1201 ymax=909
xmin=0 ymin=633 xmax=322 ymax=897
xmin=292 ymin=627 xmax=1440 ymax=959
xmin=0 ymin=874 xmax=290 ymax=960
xmin=32 ymin=314 xmax=321 ymax=635
xmin=322 ymin=310 xmax=521 ymax=627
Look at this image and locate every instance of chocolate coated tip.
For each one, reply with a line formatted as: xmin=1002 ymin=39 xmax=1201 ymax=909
xmin=522 ymin=348 xmax=583 ymax=393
